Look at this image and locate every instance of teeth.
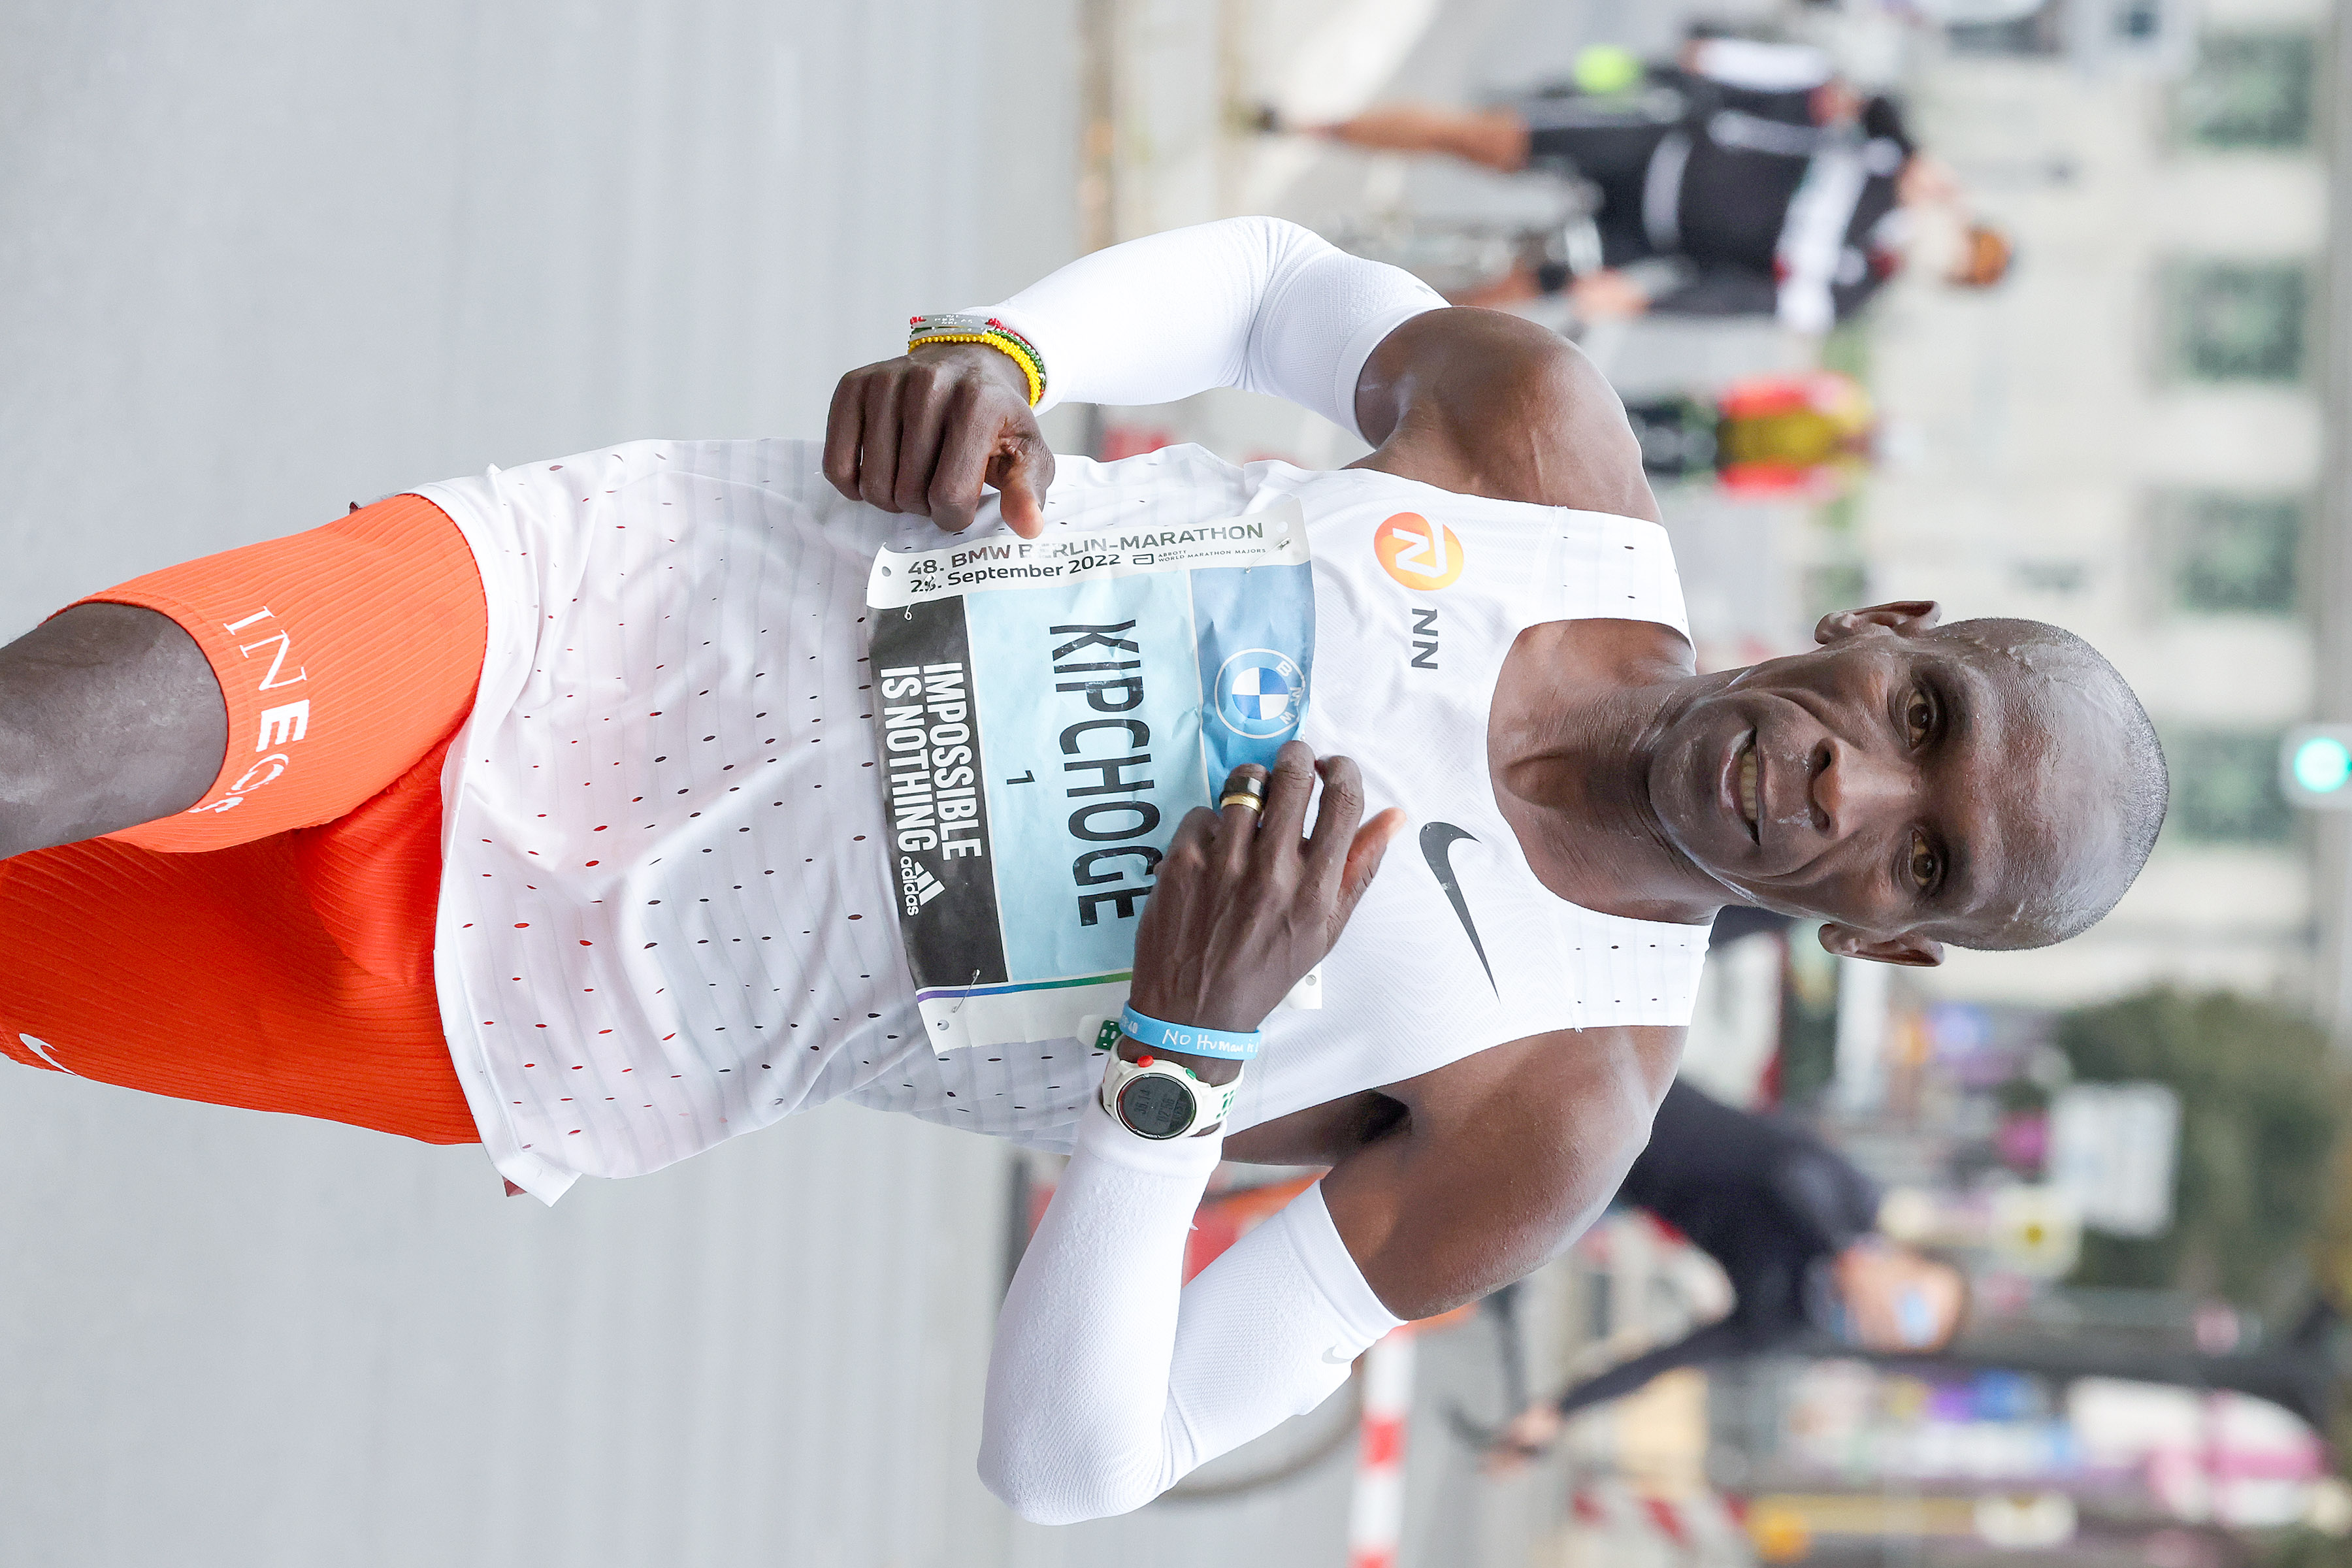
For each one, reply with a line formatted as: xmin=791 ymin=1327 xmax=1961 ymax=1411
xmin=1737 ymin=748 xmax=1758 ymax=825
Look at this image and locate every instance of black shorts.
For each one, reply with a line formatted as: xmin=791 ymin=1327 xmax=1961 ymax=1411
xmin=1520 ymin=93 xmax=1684 ymax=267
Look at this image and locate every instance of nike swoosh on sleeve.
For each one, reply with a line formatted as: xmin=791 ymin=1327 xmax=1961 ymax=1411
xmin=1419 ymin=822 xmax=1497 ymax=997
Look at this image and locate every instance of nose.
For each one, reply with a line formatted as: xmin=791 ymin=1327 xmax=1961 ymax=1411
xmin=1808 ymin=736 xmax=1915 ymax=840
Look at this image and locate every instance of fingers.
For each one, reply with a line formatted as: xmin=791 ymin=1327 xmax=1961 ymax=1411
xmin=1336 ymin=808 xmax=1406 ymax=924
xmin=1168 ymin=804 xmax=1222 ymax=856
xmin=1160 ymin=805 xmax=1221 ymax=889
xmin=1132 ymin=804 xmax=1218 ymax=956
xmin=822 ymin=368 xmax=872 ymax=501
xmin=990 ymin=435 xmax=1055 ymax=540
xmin=1301 ymin=753 xmax=1367 ymax=891
xmin=1213 ymin=763 xmax=1269 ymax=873
xmin=825 ymin=350 xmax=1053 ymax=534
xmin=892 ymin=367 xmax=952 ymax=515
xmin=1256 ymin=742 xmax=1319 ymax=844
xmin=927 ymin=388 xmax=996 ymax=535
xmin=856 ymin=373 xmax=904 ymax=511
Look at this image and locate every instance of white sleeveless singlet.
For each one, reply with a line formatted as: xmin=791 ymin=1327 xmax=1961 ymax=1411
xmin=417 ymin=441 xmax=1709 ymax=1201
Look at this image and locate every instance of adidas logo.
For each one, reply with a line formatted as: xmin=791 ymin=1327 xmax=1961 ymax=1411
xmin=900 ymin=856 xmax=946 ymax=913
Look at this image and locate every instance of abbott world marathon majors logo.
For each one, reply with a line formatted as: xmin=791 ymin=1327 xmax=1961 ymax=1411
xmin=1214 ymin=648 xmax=1305 ymax=740
xmin=1375 ymin=511 xmax=1465 ymax=592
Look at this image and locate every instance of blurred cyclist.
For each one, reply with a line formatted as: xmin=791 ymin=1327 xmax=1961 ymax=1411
xmin=1303 ymin=37 xmax=2012 ymax=331
xmin=1489 ymin=1079 xmax=1966 ymax=1466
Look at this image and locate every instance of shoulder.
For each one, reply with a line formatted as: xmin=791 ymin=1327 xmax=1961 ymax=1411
xmin=1348 ymin=308 xmax=1661 ymax=523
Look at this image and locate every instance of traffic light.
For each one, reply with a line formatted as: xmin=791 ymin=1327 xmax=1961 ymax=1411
xmin=2281 ymin=725 xmax=2352 ymax=809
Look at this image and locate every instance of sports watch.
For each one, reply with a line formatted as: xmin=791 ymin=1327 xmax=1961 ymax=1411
xmin=1098 ymin=1049 xmax=1241 ymax=1141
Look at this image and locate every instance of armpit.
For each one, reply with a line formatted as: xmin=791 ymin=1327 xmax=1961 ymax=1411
xmin=1224 ymin=1089 xmax=1407 ymax=1166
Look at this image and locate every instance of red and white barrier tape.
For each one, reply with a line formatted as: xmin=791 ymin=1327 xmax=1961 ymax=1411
xmin=1348 ymin=1328 xmax=1416 ymax=1568
xmin=1569 ymin=1477 xmax=1748 ymax=1554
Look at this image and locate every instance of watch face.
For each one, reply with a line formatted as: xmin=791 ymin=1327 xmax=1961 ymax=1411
xmin=1117 ymin=1073 xmax=1195 ymax=1139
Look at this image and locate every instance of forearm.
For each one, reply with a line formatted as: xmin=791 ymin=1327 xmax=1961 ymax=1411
xmin=981 ymin=1101 xmax=1219 ymax=1522
xmin=979 ymin=1105 xmax=1399 ymax=1522
xmin=980 ymin=745 xmax=1404 ymax=1522
xmin=973 ymin=217 xmax=1443 ymax=439
xmin=1556 ymin=1320 xmax=1756 ymax=1416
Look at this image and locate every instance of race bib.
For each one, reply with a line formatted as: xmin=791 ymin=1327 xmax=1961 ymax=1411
xmin=866 ymin=500 xmax=1319 ymax=1052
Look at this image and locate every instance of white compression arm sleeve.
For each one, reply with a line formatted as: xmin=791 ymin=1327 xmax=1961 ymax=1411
xmin=971 ymin=216 xmax=1445 ymax=442
xmin=979 ymin=1099 xmax=1403 ymax=1524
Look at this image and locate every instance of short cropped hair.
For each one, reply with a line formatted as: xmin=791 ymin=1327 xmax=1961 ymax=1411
xmin=1944 ymin=618 xmax=2167 ymax=951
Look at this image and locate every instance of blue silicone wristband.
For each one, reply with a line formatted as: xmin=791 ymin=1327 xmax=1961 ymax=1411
xmin=1120 ymin=1004 xmax=1262 ymax=1062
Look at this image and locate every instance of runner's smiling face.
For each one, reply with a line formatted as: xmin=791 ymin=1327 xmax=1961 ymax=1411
xmin=1644 ymin=607 xmax=2133 ymax=958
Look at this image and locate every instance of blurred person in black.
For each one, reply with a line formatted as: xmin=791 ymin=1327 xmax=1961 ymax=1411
xmin=1487 ymin=1074 xmax=2346 ymax=1460
xmin=1300 ymin=37 xmax=2012 ymax=331
xmin=1487 ymin=1075 xmax=1967 ymax=1463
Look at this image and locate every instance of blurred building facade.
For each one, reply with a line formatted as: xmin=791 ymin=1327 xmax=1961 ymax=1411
xmin=1858 ymin=0 xmax=2341 ymax=1015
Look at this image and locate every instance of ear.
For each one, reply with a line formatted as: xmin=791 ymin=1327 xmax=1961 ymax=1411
xmin=1819 ymin=922 xmax=1944 ymax=968
xmin=1814 ymin=600 xmax=1942 ymax=647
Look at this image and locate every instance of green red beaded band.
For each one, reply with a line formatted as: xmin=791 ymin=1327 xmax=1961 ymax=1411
xmin=907 ymin=313 xmax=1047 ymax=406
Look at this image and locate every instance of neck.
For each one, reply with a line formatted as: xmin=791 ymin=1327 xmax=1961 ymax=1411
xmin=1490 ymin=627 xmax=1729 ymax=924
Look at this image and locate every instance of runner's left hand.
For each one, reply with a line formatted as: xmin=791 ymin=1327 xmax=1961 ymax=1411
xmin=823 ymin=342 xmax=1056 ymax=539
xmin=1127 ymin=743 xmax=1403 ymax=1039
xmin=1482 ymin=1403 xmax=1563 ymax=1476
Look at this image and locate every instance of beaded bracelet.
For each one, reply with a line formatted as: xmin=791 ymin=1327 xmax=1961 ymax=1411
xmin=914 ymin=333 xmax=1045 ymax=406
xmin=907 ymin=316 xmax=1046 ymax=395
xmin=906 ymin=313 xmax=1047 ymax=406
xmin=907 ymin=311 xmax=1043 ymax=361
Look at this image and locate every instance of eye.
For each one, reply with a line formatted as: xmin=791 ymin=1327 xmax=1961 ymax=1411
xmin=1903 ymin=688 xmax=1936 ymax=749
xmin=1908 ymin=830 xmax=1941 ymax=892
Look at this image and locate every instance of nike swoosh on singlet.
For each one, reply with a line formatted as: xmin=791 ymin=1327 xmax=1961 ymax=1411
xmin=1418 ymin=822 xmax=1497 ymax=997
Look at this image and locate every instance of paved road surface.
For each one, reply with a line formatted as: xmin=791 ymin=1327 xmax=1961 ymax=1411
xmin=0 ymin=5 xmax=1070 ymax=1565
xmin=0 ymin=1 xmax=1763 ymax=1563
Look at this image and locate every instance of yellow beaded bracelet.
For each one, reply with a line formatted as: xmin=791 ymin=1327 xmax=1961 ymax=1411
xmin=906 ymin=314 xmax=1048 ymax=406
xmin=906 ymin=330 xmax=1045 ymax=406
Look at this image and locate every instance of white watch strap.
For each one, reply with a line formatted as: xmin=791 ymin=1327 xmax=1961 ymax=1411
xmin=1099 ymin=1052 xmax=1242 ymax=1139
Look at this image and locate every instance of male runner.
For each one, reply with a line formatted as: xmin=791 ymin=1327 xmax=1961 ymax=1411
xmin=0 ymin=217 xmax=2160 ymax=1521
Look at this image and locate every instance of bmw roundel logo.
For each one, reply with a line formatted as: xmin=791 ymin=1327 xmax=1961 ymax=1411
xmin=1213 ymin=648 xmax=1306 ymax=739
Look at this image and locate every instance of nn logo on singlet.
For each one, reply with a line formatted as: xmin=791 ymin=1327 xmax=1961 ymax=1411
xmin=1374 ymin=512 xmax=1465 ymax=592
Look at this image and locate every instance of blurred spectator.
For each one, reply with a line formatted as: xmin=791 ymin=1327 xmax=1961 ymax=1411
xmin=1626 ymin=369 xmax=1877 ymax=497
xmin=1488 ymin=1079 xmax=1967 ymax=1464
xmin=1303 ymin=38 xmax=2011 ymax=331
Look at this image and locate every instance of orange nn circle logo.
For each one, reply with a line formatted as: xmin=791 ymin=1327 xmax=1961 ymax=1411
xmin=1374 ymin=511 xmax=1465 ymax=591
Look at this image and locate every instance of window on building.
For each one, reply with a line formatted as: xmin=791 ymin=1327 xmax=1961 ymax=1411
xmin=2164 ymin=262 xmax=2308 ymax=383
xmin=1949 ymin=2 xmax=2065 ymax=56
xmin=2159 ymin=493 xmax=2304 ymax=614
xmin=2174 ymin=33 xmax=2317 ymax=150
xmin=2162 ymin=729 xmax=2292 ymax=843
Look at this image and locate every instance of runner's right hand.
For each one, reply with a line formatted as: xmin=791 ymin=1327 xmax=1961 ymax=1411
xmin=1127 ymin=744 xmax=1403 ymax=1047
xmin=823 ymin=342 xmax=1056 ymax=539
